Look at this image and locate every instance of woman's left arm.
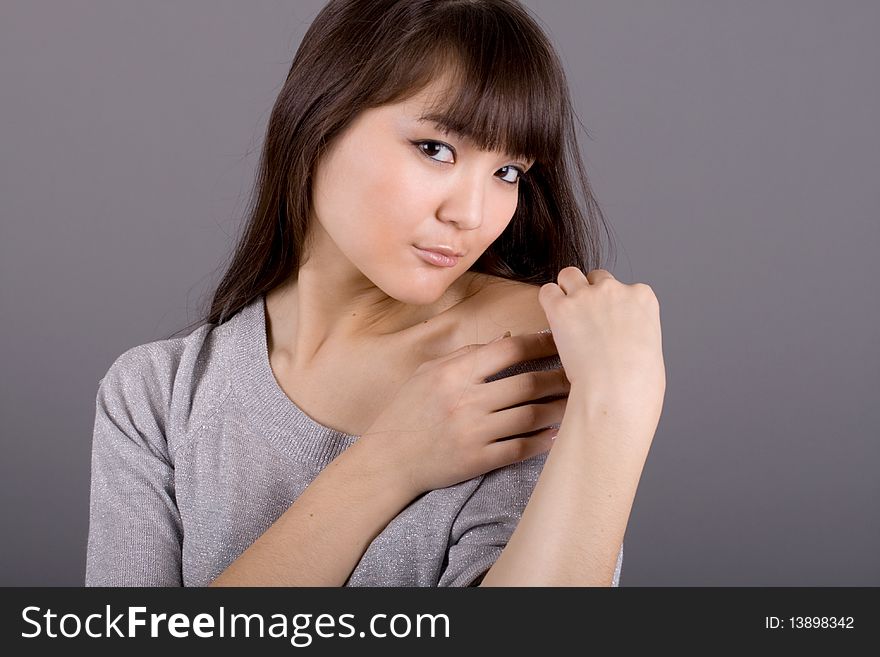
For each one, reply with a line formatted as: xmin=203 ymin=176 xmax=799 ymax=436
xmin=480 ymin=267 xmax=665 ymax=586
xmin=479 ymin=388 xmax=652 ymax=586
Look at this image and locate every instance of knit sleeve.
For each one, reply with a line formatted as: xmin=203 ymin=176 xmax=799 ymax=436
xmin=613 ymin=543 xmax=623 ymax=587
xmin=437 ymin=452 xmax=546 ymax=587
xmin=436 ymin=450 xmax=625 ymax=587
xmin=85 ymin=347 xmax=184 ymax=586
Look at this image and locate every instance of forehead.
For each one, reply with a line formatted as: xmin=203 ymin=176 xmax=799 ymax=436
xmin=384 ymin=75 xmax=460 ymax=130
xmin=384 ymin=76 xmax=529 ymax=162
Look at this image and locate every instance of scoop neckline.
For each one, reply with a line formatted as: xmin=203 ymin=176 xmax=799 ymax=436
xmin=228 ymin=293 xmax=360 ymax=463
xmin=226 ymin=291 xmax=562 ymax=464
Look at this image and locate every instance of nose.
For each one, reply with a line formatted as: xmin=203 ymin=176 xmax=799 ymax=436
xmin=435 ymin=171 xmax=486 ymax=230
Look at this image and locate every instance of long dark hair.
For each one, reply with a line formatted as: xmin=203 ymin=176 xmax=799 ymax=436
xmin=166 ymin=0 xmax=617 ymax=339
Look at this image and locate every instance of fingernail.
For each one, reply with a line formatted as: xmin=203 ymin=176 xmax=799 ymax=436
xmin=489 ymin=330 xmax=512 ymax=343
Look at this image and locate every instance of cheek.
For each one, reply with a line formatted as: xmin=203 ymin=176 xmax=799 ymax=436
xmin=363 ymin=150 xmax=422 ymax=204
xmin=483 ymin=192 xmax=518 ymax=242
xmin=306 ymin=155 xmax=418 ymax=279
xmin=351 ymin=157 xmax=428 ymax=244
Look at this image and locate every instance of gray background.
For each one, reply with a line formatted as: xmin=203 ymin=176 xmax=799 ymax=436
xmin=1 ymin=1 xmax=877 ymax=586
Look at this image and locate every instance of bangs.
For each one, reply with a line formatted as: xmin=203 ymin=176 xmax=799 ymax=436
xmin=413 ymin=54 xmax=563 ymax=168
xmin=389 ymin=3 xmax=567 ymax=168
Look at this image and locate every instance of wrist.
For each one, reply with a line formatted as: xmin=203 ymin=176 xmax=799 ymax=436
xmin=353 ymin=432 xmax=423 ymax=501
xmin=568 ymin=384 xmax=659 ymax=451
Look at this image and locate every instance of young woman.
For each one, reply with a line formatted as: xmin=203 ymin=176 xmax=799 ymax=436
xmin=85 ymin=0 xmax=665 ymax=587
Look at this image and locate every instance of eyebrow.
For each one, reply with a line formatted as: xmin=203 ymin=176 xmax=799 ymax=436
xmin=416 ymin=114 xmax=466 ymax=140
xmin=414 ymin=114 xmax=532 ymax=169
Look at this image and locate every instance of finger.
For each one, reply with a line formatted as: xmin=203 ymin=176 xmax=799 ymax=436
xmin=485 ymin=397 xmax=567 ymax=442
xmin=480 ymin=366 xmax=570 ymax=412
xmin=586 ymin=268 xmax=615 ymax=285
xmin=470 ymin=330 xmax=560 ymax=382
xmin=484 ymin=428 xmax=556 ymax=469
xmin=557 ymin=266 xmax=589 ymax=294
xmin=538 ymin=281 xmax=564 ymax=304
xmin=428 ymin=330 xmax=511 ymax=368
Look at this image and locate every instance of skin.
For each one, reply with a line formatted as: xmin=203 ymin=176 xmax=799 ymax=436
xmin=265 ymin=74 xmax=535 ymax=373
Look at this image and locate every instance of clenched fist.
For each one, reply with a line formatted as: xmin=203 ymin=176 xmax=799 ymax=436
xmin=538 ymin=267 xmax=666 ymax=444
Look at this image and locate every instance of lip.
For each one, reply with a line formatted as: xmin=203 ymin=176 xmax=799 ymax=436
xmin=415 ymin=245 xmax=464 ymax=258
xmin=413 ymin=245 xmax=461 ymax=268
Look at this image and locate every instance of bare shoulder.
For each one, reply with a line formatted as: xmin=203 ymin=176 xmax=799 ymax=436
xmin=467 ymin=274 xmax=550 ymax=338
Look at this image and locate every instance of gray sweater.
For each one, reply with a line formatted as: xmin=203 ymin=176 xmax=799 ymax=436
xmin=85 ymin=293 xmax=623 ymax=587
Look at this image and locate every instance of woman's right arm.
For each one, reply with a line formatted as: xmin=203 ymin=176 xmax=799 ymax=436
xmin=85 ymin=345 xmax=418 ymax=588
xmin=213 ymin=330 xmax=568 ymax=586
xmin=88 ymin=330 xmax=562 ymax=586
xmin=208 ymin=433 xmax=416 ymax=586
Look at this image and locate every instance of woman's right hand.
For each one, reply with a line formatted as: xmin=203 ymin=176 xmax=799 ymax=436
xmin=361 ymin=330 xmax=569 ymax=496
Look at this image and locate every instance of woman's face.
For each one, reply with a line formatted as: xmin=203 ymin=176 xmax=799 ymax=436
xmin=306 ymin=77 xmax=534 ymax=306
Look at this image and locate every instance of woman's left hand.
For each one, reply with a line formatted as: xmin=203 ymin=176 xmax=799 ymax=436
xmin=538 ymin=267 xmax=666 ymax=441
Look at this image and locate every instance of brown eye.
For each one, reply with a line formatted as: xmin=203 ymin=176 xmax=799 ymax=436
xmin=414 ymin=140 xmax=455 ymax=164
xmin=413 ymin=140 xmax=523 ymax=187
xmin=497 ymin=165 xmax=524 ymax=185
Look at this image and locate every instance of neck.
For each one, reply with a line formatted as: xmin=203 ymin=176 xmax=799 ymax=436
xmin=264 ymin=269 xmax=481 ymax=372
